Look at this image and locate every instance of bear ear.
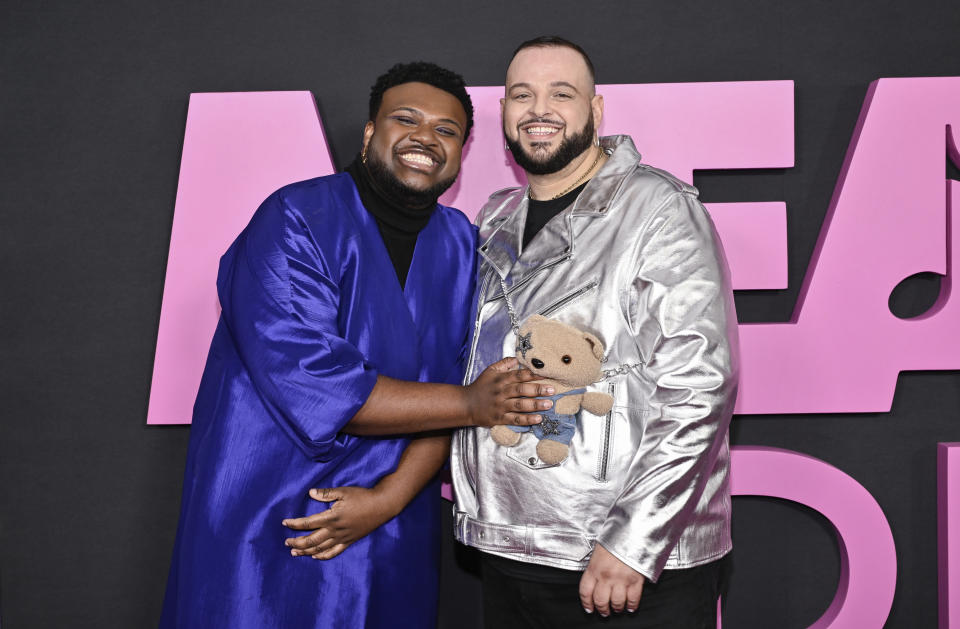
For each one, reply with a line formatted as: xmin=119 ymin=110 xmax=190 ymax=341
xmin=583 ymin=332 xmax=605 ymax=360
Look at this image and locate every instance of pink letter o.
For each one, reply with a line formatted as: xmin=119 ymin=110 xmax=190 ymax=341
xmin=732 ymin=446 xmax=896 ymax=628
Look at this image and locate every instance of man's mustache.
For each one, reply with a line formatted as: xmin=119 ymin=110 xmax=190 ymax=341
xmin=518 ymin=116 xmax=565 ymax=128
xmin=394 ymin=141 xmax=443 ymax=166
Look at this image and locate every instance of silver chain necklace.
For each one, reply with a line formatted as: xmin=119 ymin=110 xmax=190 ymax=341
xmin=497 ymin=275 xmax=642 ymax=383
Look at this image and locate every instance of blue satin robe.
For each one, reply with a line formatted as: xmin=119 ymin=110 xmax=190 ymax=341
xmin=160 ymin=173 xmax=477 ymax=628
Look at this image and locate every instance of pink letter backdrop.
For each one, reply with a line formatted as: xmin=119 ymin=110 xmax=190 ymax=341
xmin=738 ymin=79 xmax=960 ymax=415
xmin=148 ymin=81 xmax=794 ymax=427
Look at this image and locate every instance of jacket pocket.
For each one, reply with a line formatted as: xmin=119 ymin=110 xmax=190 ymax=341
xmin=505 ymin=437 xmax=562 ymax=470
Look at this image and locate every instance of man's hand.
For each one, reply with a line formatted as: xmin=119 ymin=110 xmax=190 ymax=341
xmin=579 ymin=543 xmax=646 ymax=616
xmin=465 ymin=357 xmax=554 ymax=427
xmin=344 ymin=358 xmax=552 ymax=435
xmin=282 ymin=486 xmax=399 ymax=560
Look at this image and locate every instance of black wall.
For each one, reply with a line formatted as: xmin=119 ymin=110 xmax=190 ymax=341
xmin=2 ymin=1 xmax=959 ymax=627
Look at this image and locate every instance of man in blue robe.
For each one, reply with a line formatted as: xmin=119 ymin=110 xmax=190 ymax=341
xmin=160 ymin=62 xmax=553 ymax=629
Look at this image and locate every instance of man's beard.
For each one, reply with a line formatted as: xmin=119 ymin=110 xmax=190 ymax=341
xmin=365 ymin=150 xmax=457 ymax=209
xmin=505 ymin=114 xmax=595 ymax=176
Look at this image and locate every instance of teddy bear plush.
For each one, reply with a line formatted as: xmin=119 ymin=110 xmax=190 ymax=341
xmin=490 ymin=315 xmax=615 ymax=465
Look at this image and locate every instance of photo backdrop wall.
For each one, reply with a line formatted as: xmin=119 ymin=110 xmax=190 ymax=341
xmin=2 ymin=1 xmax=959 ymax=627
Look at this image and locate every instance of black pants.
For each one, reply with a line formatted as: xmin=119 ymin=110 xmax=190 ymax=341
xmin=480 ymin=553 xmax=731 ymax=629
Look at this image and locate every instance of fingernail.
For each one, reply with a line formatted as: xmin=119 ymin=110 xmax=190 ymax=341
xmin=284 ymin=540 xmax=290 ymax=547
xmin=281 ymin=519 xmax=288 ymax=526
xmin=583 ymin=608 xmax=592 ymax=614
xmin=627 ymin=608 xmax=636 ymax=613
xmin=290 ymin=549 xmax=298 ymax=557
xmin=546 ymin=387 xmax=555 ymax=394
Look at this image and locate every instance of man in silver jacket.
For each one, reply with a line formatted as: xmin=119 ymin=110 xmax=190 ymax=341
xmin=450 ymin=36 xmax=739 ymax=627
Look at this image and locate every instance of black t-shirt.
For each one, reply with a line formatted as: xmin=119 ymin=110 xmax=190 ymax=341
xmin=522 ymin=182 xmax=589 ymax=249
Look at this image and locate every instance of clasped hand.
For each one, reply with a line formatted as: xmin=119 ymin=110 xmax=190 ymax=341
xmin=465 ymin=357 xmax=554 ymax=427
xmin=282 ymin=486 xmax=397 ymax=560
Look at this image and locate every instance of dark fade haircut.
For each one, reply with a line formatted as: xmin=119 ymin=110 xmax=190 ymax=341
xmin=368 ymin=61 xmax=475 ymax=143
xmin=510 ymin=35 xmax=596 ymax=86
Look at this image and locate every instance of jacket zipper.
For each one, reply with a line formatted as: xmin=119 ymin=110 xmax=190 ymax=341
xmin=461 ymin=270 xmax=493 ymax=489
xmin=465 ymin=271 xmax=492 ymax=383
xmin=537 ymin=279 xmax=599 ymax=318
xmin=489 ymin=254 xmax=572 ymax=304
xmin=596 ymin=382 xmax=615 ymax=482
xmin=466 ymin=253 xmax=572 ymax=378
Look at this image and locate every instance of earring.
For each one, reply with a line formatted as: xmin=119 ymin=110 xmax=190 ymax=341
xmin=504 ymin=141 xmax=509 ymax=150
xmin=361 ymin=146 xmax=368 ymax=164
xmin=594 ymin=136 xmax=600 ymax=147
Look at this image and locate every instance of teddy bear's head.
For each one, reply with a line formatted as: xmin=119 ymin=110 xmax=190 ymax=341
xmin=516 ymin=315 xmax=605 ymax=386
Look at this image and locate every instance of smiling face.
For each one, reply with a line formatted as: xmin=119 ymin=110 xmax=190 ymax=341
xmin=502 ymin=45 xmax=604 ymax=176
xmin=362 ymin=81 xmax=468 ymax=207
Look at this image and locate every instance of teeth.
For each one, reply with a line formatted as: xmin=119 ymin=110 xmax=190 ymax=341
xmin=400 ymin=152 xmax=434 ymax=166
xmin=525 ymin=126 xmax=559 ymax=135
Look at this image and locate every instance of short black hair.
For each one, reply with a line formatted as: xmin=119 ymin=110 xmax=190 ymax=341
xmin=510 ymin=36 xmax=596 ymax=84
xmin=368 ymin=62 xmax=474 ymax=143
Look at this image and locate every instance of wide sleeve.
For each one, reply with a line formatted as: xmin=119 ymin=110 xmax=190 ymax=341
xmin=596 ymin=191 xmax=739 ymax=581
xmin=216 ymin=190 xmax=378 ymax=462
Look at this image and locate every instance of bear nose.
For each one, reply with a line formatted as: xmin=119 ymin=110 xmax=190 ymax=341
xmin=531 ymin=358 xmax=545 ymax=369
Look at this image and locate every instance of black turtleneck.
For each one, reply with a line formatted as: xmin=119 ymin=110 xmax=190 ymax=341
xmin=345 ymin=156 xmax=435 ymax=289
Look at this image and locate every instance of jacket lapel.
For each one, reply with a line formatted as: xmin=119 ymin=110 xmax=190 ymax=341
xmin=478 ymin=136 xmax=640 ymax=301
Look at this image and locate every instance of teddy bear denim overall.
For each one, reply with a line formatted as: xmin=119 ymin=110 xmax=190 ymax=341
xmin=507 ymin=388 xmax=587 ymax=445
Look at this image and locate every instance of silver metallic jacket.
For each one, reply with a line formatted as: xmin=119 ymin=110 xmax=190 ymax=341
xmin=450 ymin=135 xmax=739 ymax=581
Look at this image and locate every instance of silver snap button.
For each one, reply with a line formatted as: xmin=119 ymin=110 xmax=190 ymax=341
xmin=528 ymin=457 xmax=537 ymax=465
xmin=503 ymin=536 xmax=511 ymax=542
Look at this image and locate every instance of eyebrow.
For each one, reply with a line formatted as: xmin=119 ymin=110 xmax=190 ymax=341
xmin=507 ymin=81 xmax=581 ymax=93
xmin=390 ymin=106 xmax=464 ymax=132
xmin=549 ymin=81 xmax=580 ymax=92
